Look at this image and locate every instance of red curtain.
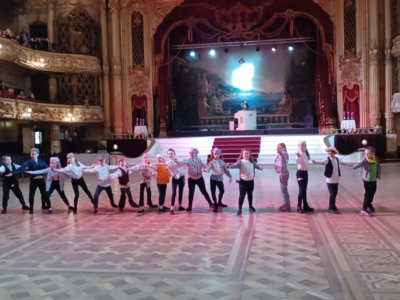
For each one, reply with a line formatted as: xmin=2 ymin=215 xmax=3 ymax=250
xmin=343 ymin=84 xmax=360 ymax=128
xmin=131 ymin=95 xmax=147 ymax=111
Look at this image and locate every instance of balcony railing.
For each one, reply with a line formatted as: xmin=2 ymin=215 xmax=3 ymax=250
xmin=0 ymin=37 xmax=101 ymax=75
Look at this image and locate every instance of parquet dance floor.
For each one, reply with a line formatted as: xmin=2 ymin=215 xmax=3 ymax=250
xmin=0 ymin=164 xmax=400 ymax=300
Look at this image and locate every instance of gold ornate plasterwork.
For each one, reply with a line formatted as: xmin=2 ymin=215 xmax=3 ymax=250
xmin=128 ymin=67 xmax=150 ymax=97
xmin=312 ymin=0 xmax=335 ymax=24
xmin=339 ymin=51 xmax=362 ymax=90
xmin=0 ymin=97 xmax=104 ymax=123
xmin=111 ymin=57 xmax=122 ymax=76
xmin=391 ymin=35 xmax=400 ymax=57
xmin=151 ymin=1 xmax=184 ymax=36
xmin=385 ymin=39 xmax=392 ymax=62
xmin=369 ymin=40 xmax=379 ymax=61
xmin=0 ymin=37 xmax=102 ymax=74
xmin=108 ymin=0 xmax=119 ymax=13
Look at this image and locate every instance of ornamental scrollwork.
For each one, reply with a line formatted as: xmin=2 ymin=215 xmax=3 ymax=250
xmin=369 ymin=40 xmax=379 ymax=62
xmin=128 ymin=67 xmax=150 ymax=97
xmin=151 ymin=1 xmax=184 ymax=35
xmin=312 ymin=0 xmax=335 ymax=24
xmin=339 ymin=51 xmax=362 ymax=90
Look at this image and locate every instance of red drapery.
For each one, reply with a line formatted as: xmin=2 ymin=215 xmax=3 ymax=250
xmin=131 ymin=95 xmax=147 ymax=111
xmin=343 ymin=85 xmax=360 ymax=128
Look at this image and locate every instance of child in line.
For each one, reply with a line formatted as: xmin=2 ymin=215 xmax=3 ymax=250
xmin=54 ymin=153 xmax=95 ymax=214
xmin=295 ymin=141 xmax=314 ymax=214
xmin=203 ymin=148 xmax=232 ymax=208
xmin=155 ymin=154 xmax=170 ymax=212
xmin=275 ymin=143 xmax=290 ymax=212
xmin=165 ymin=149 xmax=186 ymax=214
xmin=108 ymin=157 xmax=139 ymax=212
xmin=228 ymin=148 xmax=263 ymax=216
xmin=0 ymin=155 xmax=30 ymax=214
xmin=26 ymin=157 xmax=73 ymax=214
xmin=312 ymin=147 xmax=348 ymax=214
xmin=131 ymin=153 xmax=158 ymax=213
xmin=349 ymin=146 xmax=381 ymax=217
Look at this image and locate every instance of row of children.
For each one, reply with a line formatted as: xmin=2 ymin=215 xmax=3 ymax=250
xmin=0 ymin=142 xmax=380 ymax=217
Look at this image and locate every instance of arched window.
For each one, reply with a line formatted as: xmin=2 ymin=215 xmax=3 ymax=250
xmin=131 ymin=11 xmax=144 ymax=68
xmin=55 ymin=4 xmax=101 ymax=56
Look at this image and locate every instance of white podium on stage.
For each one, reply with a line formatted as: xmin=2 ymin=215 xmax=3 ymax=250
xmin=234 ymin=110 xmax=257 ymax=130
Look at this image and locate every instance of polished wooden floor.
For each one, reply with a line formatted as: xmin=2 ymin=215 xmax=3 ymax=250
xmin=0 ymin=164 xmax=399 ymax=300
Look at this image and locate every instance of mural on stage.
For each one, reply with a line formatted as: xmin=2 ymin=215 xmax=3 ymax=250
xmin=172 ymin=43 xmax=316 ymax=125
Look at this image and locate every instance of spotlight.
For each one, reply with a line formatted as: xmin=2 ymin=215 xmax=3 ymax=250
xmin=272 ymin=44 xmax=276 ymax=52
xmin=209 ymin=49 xmax=216 ymax=56
xmin=239 ymin=58 xmax=245 ymax=64
xmin=224 ymin=47 xmax=229 ymax=54
xmin=190 ymin=51 xmax=195 ymax=57
xmin=256 ymin=45 xmax=260 ymax=52
xmin=288 ymin=45 xmax=293 ymax=51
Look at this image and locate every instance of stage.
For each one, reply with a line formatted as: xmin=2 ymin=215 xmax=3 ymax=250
xmin=0 ymin=164 xmax=399 ymax=300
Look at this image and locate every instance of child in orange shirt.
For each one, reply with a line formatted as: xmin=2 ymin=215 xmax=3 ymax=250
xmin=156 ymin=154 xmax=170 ymax=212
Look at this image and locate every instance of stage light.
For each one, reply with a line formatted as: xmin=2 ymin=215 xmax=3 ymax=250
xmin=224 ymin=47 xmax=229 ymax=54
xmin=190 ymin=51 xmax=195 ymax=57
xmin=209 ymin=49 xmax=216 ymax=56
xmin=232 ymin=63 xmax=254 ymax=91
xmin=288 ymin=45 xmax=294 ymax=51
xmin=256 ymin=45 xmax=260 ymax=52
xmin=272 ymin=44 xmax=277 ymax=52
xmin=113 ymin=144 xmax=118 ymax=150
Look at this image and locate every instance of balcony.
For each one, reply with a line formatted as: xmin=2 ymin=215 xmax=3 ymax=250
xmin=0 ymin=37 xmax=102 ymax=75
xmin=0 ymin=96 xmax=104 ymax=123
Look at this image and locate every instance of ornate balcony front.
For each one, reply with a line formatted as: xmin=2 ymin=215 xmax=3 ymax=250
xmin=0 ymin=97 xmax=104 ymax=123
xmin=0 ymin=37 xmax=102 ymax=75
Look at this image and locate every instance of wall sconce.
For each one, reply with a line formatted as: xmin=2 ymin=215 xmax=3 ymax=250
xmin=65 ymin=113 xmax=76 ymax=122
xmin=22 ymin=107 xmax=32 ymax=118
xmin=113 ymin=144 xmax=118 ymax=150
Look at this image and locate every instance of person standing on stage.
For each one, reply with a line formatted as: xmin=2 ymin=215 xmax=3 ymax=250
xmin=348 ymin=146 xmax=381 ymax=217
xmin=0 ymin=156 xmax=30 ymax=214
xmin=154 ymin=154 xmax=170 ymax=212
xmin=7 ymin=148 xmax=49 ymax=214
xmin=203 ymin=148 xmax=232 ymax=208
xmin=25 ymin=157 xmax=74 ymax=214
xmin=312 ymin=147 xmax=349 ymax=214
xmin=130 ymin=153 xmax=158 ymax=213
xmin=83 ymin=155 xmax=119 ymax=214
xmin=275 ymin=143 xmax=291 ymax=212
xmin=227 ymin=148 xmax=263 ymax=216
xmin=178 ymin=148 xmax=217 ymax=213
xmin=54 ymin=153 xmax=95 ymax=214
xmin=295 ymin=141 xmax=314 ymax=214
xmin=108 ymin=156 xmax=139 ymax=212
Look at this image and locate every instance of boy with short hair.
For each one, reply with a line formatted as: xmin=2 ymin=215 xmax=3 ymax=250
xmin=0 ymin=156 xmax=30 ymax=214
xmin=349 ymin=146 xmax=381 ymax=217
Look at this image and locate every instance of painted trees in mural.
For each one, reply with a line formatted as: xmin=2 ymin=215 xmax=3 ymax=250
xmin=284 ymin=56 xmax=315 ymax=123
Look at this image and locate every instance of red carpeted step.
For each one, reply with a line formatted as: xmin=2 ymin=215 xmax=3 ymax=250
xmin=208 ymin=137 xmax=261 ymax=164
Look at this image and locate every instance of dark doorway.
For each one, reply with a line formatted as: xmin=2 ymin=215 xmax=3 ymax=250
xmin=31 ymin=73 xmax=50 ymax=101
xmin=29 ymin=21 xmax=47 ymax=39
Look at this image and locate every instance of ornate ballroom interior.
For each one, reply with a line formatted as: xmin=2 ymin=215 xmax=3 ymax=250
xmin=0 ymin=0 xmax=400 ymax=156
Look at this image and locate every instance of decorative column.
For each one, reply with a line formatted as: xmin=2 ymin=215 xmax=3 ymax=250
xmin=49 ymin=73 xmax=57 ymax=102
xmin=99 ymin=0 xmax=111 ymax=135
xmin=108 ymin=0 xmax=123 ymax=135
xmin=47 ymin=0 xmax=55 ymax=44
xmin=385 ymin=0 xmax=395 ymax=134
xmin=368 ymin=0 xmax=381 ymax=126
xmin=120 ymin=5 xmax=132 ymax=134
xmin=51 ymin=123 xmax=61 ymax=154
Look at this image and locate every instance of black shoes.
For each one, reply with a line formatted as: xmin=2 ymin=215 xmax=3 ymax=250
xmin=237 ymin=209 xmax=242 ymax=216
xmin=186 ymin=207 xmax=192 ymax=212
xmin=1 ymin=209 xmax=6 ymax=214
xmin=45 ymin=209 xmax=53 ymax=214
xmin=329 ymin=209 xmax=340 ymax=214
xmin=368 ymin=204 xmax=376 ymax=213
xmin=137 ymin=208 xmax=145 ymax=213
xmin=130 ymin=202 xmax=140 ymax=208
xmin=148 ymin=204 xmax=158 ymax=208
xmin=73 ymin=208 xmax=78 ymax=214
xmin=29 ymin=211 xmax=34 ymax=214
xmin=303 ymin=206 xmax=314 ymax=213
xmin=42 ymin=205 xmax=49 ymax=210
xmin=170 ymin=210 xmax=175 ymax=215
xmin=297 ymin=206 xmax=303 ymax=214
xmin=218 ymin=203 xmax=228 ymax=207
xmin=68 ymin=206 xmax=74 ymax=212
xmin=158 ymin=208 xmax=166 ymax=212
xmin=212 ymin=207 xmax=218 ymax=213
xmin=111 ymin=204 xmax=118 ymax=208
xmin=249 ymin=207 xmax=256 ymax=213
xmin=22 ymin=205 xmax=30 ymax=211
xmin=92 ymin=209 xmax=98 ymax=215
xmin=119 ymin=208 xmax=124 ymax=212
xmin=178 ymin=206 xmax=186 ymax=211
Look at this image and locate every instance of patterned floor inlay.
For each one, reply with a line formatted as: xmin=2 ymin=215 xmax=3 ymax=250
xmin=0 ymin=165 xmax=399 ymax=299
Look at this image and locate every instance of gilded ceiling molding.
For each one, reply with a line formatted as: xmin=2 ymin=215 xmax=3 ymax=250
xmin=0 ymin=38 xmax=102 ymax=74
xmin=151 ymin=0 xmax=184 ymax=36
xmin=312 ymin=0 xmax=335 ymax=24
xmin=0 ymin=98 xmax=104 ymax=123
xmin=339 ymin=51 xmax=362 ymax=90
